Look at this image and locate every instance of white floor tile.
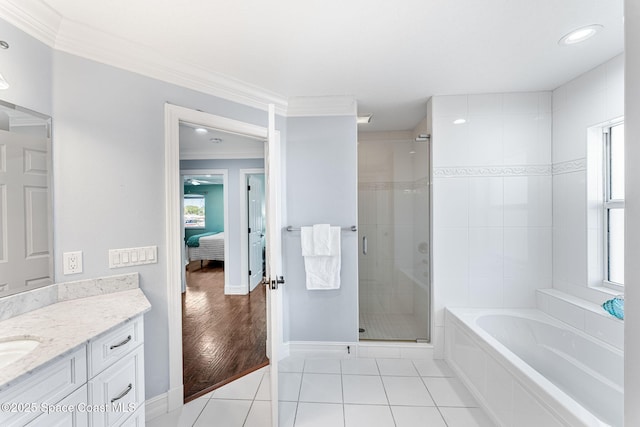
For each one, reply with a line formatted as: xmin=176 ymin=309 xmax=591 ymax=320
xmin=344 ymin=404 xmax=395 ymax=427
xmin=193 ymin=399 xmax=252 ymax=427
xmin=412 ymin=359 xmax=454 ymax=377
xmin=304 ymin=358 xmax=342 ymax=374
xmin=439 ymin=407 xmax=496 ymax=427
xmin=423 ymin=377 xmax=478 ymax=407
xmin=341 ymin=358 xmax=380 ymax=376
xmin=279 ymin=372 xmax=303 ymax=402
xmin=212 ymin=369 xmax=264 ymax=400
xmin=146 ymin=398 xmax=207 ymax=427
xmin=342 ymin=375 xmax=388 ymax=405
xmin=376 ymin=358 xmax=419 ymax=376
xmin=244 ymin=400 xmax=272 ymax=427
xmin=382 ymin=376 xmax=435 ymax=406
xmin=294 ymin=402 xmax=344 ymax=427
xmin=280 ymin=357 xmax=306 ymax=372
xmin=279 ymin=401 xmax=298 ymax=427
xmin=299 ymin=373 xmax=343 ymax=403
xmin=391 ymin=406 xmax=447 ymax=427
xmin=255 ymin=371 xmax=271 ymax=401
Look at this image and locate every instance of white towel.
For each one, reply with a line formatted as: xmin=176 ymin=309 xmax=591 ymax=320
xmin=313 ymin=224 xmax=332 ymax=256
xmin=300 ymin=226 xmax=341 ymax=290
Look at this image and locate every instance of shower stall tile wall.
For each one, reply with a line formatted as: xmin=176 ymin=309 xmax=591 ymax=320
xmin=431 ymin=92 xmax=553 ymax=354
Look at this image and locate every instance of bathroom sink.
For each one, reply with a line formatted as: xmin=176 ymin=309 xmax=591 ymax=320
xmin=0 ymin=338 xmax=40 ymax=369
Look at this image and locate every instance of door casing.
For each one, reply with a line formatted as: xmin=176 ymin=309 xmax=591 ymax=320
xmin=164 ymin=104 xmax=281 ymax=412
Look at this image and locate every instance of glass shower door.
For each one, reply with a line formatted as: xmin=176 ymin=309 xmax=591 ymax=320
xmin=358 ymin=135 xmax=430 ymax=341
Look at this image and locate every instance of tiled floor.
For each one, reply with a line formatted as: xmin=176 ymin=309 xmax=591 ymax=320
xmin=147 ymin=356 xmax=495 ymax=427
xmin=358 ymin=313 xmax=424 ymax=340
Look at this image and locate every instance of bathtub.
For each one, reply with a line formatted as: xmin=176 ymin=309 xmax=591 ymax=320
xmin=445 ymin=308 xmax=623 ymax=427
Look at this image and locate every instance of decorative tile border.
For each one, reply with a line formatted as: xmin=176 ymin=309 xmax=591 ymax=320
xmin=552 ymin=158 xmax=586 ymax=175
xmin=359 ymin=178 xmax=429 ymax=191
xmin=433 ymin=164 xmax=551 ymax=178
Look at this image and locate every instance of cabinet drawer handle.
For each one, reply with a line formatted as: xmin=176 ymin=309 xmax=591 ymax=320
xmin=111 ymin=383 xmax=133 ymax=403
xmin=109 ymin=335 xmax=132 ymax=350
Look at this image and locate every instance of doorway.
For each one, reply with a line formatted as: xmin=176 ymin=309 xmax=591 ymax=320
xmin=179 ymin=126 xmax=268 ymax=402
xmin=165 ymin=104 xmax=283 ymax=426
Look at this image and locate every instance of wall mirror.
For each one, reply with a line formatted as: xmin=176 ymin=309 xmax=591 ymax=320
xmin=0 ymin=100 xmax=53 ymax=297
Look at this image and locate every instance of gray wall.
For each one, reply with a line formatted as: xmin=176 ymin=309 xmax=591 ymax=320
xmin=2 ymin=15 xmax=358 ymax=401
xmin=181 ymin=158 xmax=264 ymax=287
xmin=0 ymin=20 xmax=52 ymax=116
xmin=285 ymin=116 xmax=358 ymax=342
xmin=51 ymin=51 xmax=282 ymax=399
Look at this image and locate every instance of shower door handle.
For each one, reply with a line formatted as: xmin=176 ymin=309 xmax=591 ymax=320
xmin=362 ymin=236 xmax=368 ymax=255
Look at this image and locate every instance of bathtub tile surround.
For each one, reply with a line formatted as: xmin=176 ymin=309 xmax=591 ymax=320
xmin=445 ymin=308 xmax=623 ymax=427
xmin=432 ymin=91 xmax=553 ymax=354
xmin=147 ymin=356 xmax=495 ymax=427
xmin=537 ymin=289 xmax=624 ymax=349
xmin=552 ymin=54 xmax=624 ymax=305
xmin=0 ymin=273 xmax=139 ymax=321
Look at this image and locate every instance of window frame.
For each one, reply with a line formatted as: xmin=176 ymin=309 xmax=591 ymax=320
xmin=184 ymin=193 xmax=207 ymax=230
xmin=602 ymin=122 xmax=624 ymax=290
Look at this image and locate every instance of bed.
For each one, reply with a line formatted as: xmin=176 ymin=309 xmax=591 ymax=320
xmin=187 ymin=232 xmax=225 ymax=263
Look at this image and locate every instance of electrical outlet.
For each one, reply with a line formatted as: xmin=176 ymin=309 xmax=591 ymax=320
xmin=63 ymin=251 xmax=83 ymax=275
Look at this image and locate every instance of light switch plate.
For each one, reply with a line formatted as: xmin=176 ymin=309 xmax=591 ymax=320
xmin=109 ymin=246 xmax=158 ymax=268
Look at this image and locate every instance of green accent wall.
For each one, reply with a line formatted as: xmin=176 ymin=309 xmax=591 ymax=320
xmin=184 ymin=184 xmax=224 ymax=239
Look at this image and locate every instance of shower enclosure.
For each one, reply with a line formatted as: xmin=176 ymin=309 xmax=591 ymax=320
xmin=358 ymin=133 xmax=430 ymax=341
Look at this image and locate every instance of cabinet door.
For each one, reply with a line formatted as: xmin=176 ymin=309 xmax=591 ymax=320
xmin=0 ymin=346 xmax=87 ymax=427
xmin=88 ymin=345 xmax=144 ymax=427
xmin=26 ymin=385 xmax=88 ymax=427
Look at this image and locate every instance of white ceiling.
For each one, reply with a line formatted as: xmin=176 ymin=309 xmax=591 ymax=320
xmin=179 ymin=122 xmax=265 ymax=160
xmin=33 ymin=0 xmax=625 ymax=131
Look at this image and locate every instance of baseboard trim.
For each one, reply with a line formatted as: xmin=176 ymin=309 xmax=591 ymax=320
xmin=145 ymin=393 xmax=168 ymax=421
xmin=286 ymin=340 xmax=434 ymax=359
xmin=224 ymin=284 xmax=247 ymax=295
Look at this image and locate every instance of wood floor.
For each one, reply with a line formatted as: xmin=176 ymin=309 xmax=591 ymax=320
xmin=182 ymin=261 xmax=268 ymax=402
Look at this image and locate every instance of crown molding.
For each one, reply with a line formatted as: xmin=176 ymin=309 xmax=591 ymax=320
xmin=0 ymin=0 xmax=61 ymax=47
xmin=0 ymin=2 xmax=363 ymax=118
xmin=0 ymin=1 xmax=295 ymax=116
xmin=287 ymin=96 xmax=357 ymax=117
xmin=54 ymin=19 xmax=289 ymax=115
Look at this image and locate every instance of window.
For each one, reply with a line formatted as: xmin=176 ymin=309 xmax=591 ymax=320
xmin=184 ymin=194 xmax=206 ymax=229
xmin=604 ymin=123 xmax=624 ymax=286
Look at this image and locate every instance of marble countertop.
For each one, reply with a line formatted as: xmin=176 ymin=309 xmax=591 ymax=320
xmin=0 ymin=288 xmax=151 ymax=391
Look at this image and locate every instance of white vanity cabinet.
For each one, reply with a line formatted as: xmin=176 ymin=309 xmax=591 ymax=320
xmin=0 ymin=315 xmax=145 ymax=427
xmin=0 ymin=346 xmax=87 ymax=426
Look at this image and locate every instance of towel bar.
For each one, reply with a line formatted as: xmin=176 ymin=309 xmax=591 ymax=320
xmin=285 ymin=225 xmax=357 ymax=232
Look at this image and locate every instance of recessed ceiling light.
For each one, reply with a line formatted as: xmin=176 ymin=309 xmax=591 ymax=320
xmin=558 ymin=24 xmax=603 ymax=45
xmin=357 ymin=114 xmax=373 ymax=124
xmin=195 ymin=127 xmax=208 ymax=134
xmin=209 ymin=137 xmax=223 ymax=143
xmin=453 ymin=118 xmax=466 ymax=125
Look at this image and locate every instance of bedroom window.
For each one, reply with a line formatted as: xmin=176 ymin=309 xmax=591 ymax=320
xmin=184 ymin=194 xmax=206 ymax=229
xmin=604 ymin=122 xmax=624 ymax=287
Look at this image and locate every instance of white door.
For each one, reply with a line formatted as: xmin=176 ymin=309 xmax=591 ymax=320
xmin=248 ymin=174 xmax=265 ymax=292
xmin=265 ymin=105 xmax=283 ymax=427
xmin=0 ymin=129 xmax=52 ymax=295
